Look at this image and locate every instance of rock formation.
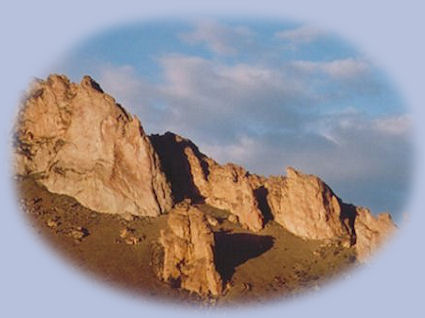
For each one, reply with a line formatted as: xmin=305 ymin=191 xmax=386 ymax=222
xmin=159 ymin=202 xmax=223 ymax=296
xmin=150 ymin=132 xmax=264 ymax=232
xmin=14 ymin=74 xmax=397 ymax=268
xmin=265 ymin=167 xmax=353 ymax=242
xmin=353 ymin=207 xmax=396 ymax=262
xmin=14 ymin=74 xmax=173 ymax=217
xmin=265 ymin=168 xmax=395 ymax=261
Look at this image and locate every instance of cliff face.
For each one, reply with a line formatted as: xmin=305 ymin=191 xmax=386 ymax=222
xmin=15 ymin=74 xmax=397 ymax=267
xmin=354 ymin=207 xmax=396 ymax=262
xmin=149 ymin=133 xmax=395 ymax=261
xmin=150 ymin=132 xmax=264 ymax=232
xmin=14 ymin=75 xmax=173 ymax=217
xmin=265 ymin=168 xmax=353 ymax=242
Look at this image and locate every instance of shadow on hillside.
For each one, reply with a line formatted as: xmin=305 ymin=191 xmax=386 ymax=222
xmin=214 ymin=232 xmax=274 ymax=283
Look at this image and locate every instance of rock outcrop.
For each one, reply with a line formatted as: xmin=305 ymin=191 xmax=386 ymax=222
xmin=150 ymin=132 xmax=264 ymax=232
xmin=265 ymin=167 xmax=353 ymax=242
xmin=353 ymin=207 xmax=396 ymax=262
xmin=159 ymin=202 xmax=222 ymax=296
xmin=14 ymin=74 xmax=397 ymax=265
xmin=14 ymin=74 xmax=173 ymax=217
xmin=265 ymin=167 xmax=395 ymax=260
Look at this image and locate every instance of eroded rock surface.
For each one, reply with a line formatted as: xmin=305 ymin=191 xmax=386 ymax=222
xmin=14 ymin=74 xmax=173 ymax=217
xmin=265 ymin=168 xmax=395 ymax=260
xmin=353 ymin=207 xmax=396 ymax=262
xmin=159 ymin=202 xmax=223 ymax=296
xmin=151 ymin=132 xmax=264 ymax=232
xmin=265 ymin=167 xmax=353 ymax=242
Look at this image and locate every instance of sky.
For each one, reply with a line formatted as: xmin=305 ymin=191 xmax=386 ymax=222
xmin=52 ymin=19 xmax=412 ymax=222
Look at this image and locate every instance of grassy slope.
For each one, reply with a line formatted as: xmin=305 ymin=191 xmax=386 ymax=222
xmin=16 ymin=176 xmax=357 ymax=307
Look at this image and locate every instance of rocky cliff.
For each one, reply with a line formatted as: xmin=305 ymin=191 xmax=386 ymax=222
xmin=150 ymin=132 xmax=264 ymax=232
xmin=14 ymin=74 xmax=397 ymax=274
xmin=265 ymin=168 xmax=354 ymax=242
xmin=14 ymin=74 xmax=173 ymax=217
xmin=264 ymin=168 xmax=396 ymax=261
xmin=149 ymin=132 xmax=396 ymax=261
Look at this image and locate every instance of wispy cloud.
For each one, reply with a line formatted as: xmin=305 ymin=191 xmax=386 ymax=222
xmin=179 ymin=21 xmax=254 ymax=55
xmin=275 ymin=25 xmax=324 ymax=44
xmin=290 ymin=58 xmax=370 ymax=79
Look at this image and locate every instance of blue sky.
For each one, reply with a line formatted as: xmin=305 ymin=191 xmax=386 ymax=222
xmin=53 ymin=19 xmax=412 ymax=222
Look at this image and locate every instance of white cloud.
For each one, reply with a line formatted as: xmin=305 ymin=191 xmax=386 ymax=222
xmin=179 ymin=21 xmax=254 ymax=55
xmin=373 ymin=114 xmax=411 ymax=135
xmin=275 ymin=25 xmax=324 ymax=44
xmin=153 ymin=55 xmax=312 ymax=141
xmin=291 ymin=58 xmax=370 ymax=79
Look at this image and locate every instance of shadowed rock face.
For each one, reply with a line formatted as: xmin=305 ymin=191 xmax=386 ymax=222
xmin=150 ymin=132 xmax=264 ymax=232
xmin=159 ymin=202 xmax=223 ymax=297
xmin=14 ymin=74 xmax=397 ymax=271
xmin=150 ymin=132 xmax=206 ymax=203
xmin=14 ymin=74 xmax=173 ymax=217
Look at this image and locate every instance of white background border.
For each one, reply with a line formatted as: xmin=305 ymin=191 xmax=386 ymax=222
xmin=1 ymin=1 xmax=424 ymax=317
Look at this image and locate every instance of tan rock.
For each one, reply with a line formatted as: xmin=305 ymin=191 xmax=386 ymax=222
xmin=200 ymin=162 xmax=264 ymax=232
xmin=227 ymin=214 xmax=238 ymax=224
xmin=14 ymin=74 xmax=173 ymax=217
xmin=69 ymin=226 xmax=89 ymax=241
xmin=264 ymin=167 xmax=396 ymax=261
xmin=265 ymin=167 xmax=352 ymax=241
xmin=150 ymin=132 xmax=264 ymax=232
xmin=159 ymin=204 xmax=222 ymax=297
xmin=354 ymin=207 xmax=397 ymax=262
xmin=119 ymin=227 xmax=142 ymax=245
xmin=46 ymin=218 xmax=60 ymax=228
xmin=206 ymin=215 xmax=219 ymax=227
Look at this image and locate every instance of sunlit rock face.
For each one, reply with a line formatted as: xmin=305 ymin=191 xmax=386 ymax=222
xmin=264 ymin=167 xmax=396 ymax=261
xmin=353 ymin=207 xmax=397 ymax=262
xmin=265 ymin=167 xmax=352 ymax=241
xmin=14 ymin=74 xmax=173 ymax=217
xmin=159 ymin=202 xmax=223 ymax=297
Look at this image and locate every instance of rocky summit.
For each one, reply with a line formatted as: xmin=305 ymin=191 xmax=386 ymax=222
xmin=14 ymin=75 xmax=397 ymax=298
xmin=14 ymin=75 xmax=173 ymax=217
